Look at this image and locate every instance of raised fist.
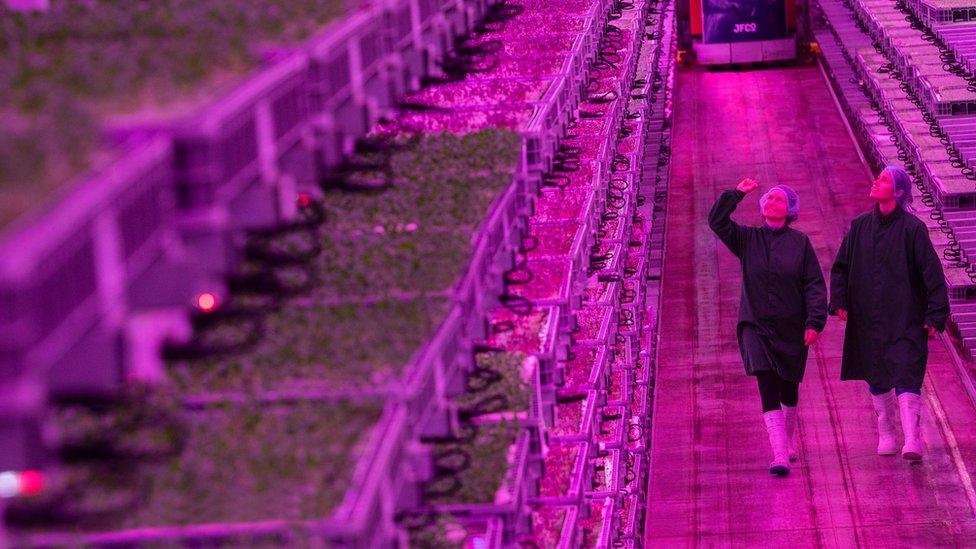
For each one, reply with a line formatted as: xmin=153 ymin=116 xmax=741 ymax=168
xmin=736 ymin=178 xmax=759 ymax=194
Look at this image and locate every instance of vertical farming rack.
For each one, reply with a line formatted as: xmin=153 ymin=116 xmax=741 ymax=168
xmin=2 ymin=0 xmax=680 ymax=546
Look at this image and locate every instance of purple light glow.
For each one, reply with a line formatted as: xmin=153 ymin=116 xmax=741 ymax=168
xmin=0 ymin=0 xmax=679 ymax=544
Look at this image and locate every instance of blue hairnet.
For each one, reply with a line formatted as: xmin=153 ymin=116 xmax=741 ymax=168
xmin=759 ymin=184 xmax=800 ymax=223
xmin=884 ymin=165 xmax=913 ymax=208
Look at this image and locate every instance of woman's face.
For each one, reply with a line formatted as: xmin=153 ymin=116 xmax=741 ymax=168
xmin=762 ymin=188 xmax=789 ymax=222
xmin=870 ymin=170 xmax=896 ymax=202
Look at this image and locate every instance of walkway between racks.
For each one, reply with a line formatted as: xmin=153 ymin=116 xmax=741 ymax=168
xmin=646 ymin=64 xmax=976 ymax=546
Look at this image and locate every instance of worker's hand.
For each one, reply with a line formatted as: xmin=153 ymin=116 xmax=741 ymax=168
xmin=924 ymin=324 xmax=938 ymax=337
xmin=835 ymin=308 xmax=848 ymax=321
xmin=804 ymin=329 xmax=820 ymax=347
xmin=736 ymin=178 xmax=759 ymax=194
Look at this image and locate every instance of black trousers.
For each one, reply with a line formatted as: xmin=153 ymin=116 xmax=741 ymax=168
xmin=755 ymin=370 xmax=799 ymax=413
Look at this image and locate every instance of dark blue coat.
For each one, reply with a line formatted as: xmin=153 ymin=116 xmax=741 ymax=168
xmin=709 ymin=189 xmax=828 ymax=382
xmin=829 ymin=205 xmax=949 ymax=388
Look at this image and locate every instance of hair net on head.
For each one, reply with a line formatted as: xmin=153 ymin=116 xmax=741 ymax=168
xmin=759 ymin=184 xmax=800 ymax=222
xmin=883 ymin=165 xmax=913 ymax=208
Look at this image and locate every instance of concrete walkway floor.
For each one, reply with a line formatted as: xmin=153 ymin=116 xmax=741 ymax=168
xmin=645 ymin=62 xmax=976 ymax=547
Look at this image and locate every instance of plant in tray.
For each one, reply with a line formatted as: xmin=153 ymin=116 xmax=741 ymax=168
xmin=324 ymin=172 xmax=511 ymax=236
xmin=630 ymin=384 xmax=648 ymax=413
xmin=323 ymin=130 xmax=519 ymax=235
xmin=620 ymin=280 xmax=639 ymax=306
xmin=245 ymin=225 xmax=323 ymax=265
xmin=0 ymin=0 xmax=347 ymax=224
xmin=163 ymin=305 xmax=268 ymax=360
xmin=624 ymin=259 xmax=645 ymax=284
xmin=590 ymin=63 xmax=624 ymax=83
xmin=533 ymin=189 xmax=593 ymax=223
xmin=51 ymin=386 xmax=184 ymax=462
xmin=493 ymin=48 xmax=576 ymax=69
xmin=539 ymin=443 xmax=580 ymax=498
xmin=578 ymin=497 xmax=612 ymax=547
xmin=583 ymin=277 xmax=613 ymax=304
xmin=8 ymin=399 xmax=383 ymax=531
xmin=464 ymin=55 xmax=567 ymax=81
xmin=520 ymin=505 xmax=568 ymax=548
xmin=590 ymin=453 xmax=613 ymax=492
xmin=611 ymin=339 xmax=633 ymax=368
xmin=575 ymin=306 xmax=610 ymax=341
xmin=372 ymin=106 xmax=536 ymax=137
xmin=570 ymin=118 xmax=612 ymax=140
xmin=524 ymin=222 xmax=580 ymax=258
xmin=231 ymin=260 xmax=320 ymax=300
xmin=0 ymin=101 xmax=98 ymax=229
xmin=170 ymin=297 xmax=451 ymax=394
xmin=585 ymin=76 xmax=621 ymax=102
xmin=595 ymin=405 xmax=625 ymax=445
xmin=378 ymin=130 xmax=521 ymax=181
xmin=403 ymin=513 xmax=492 ymax=549
xmin=406 ymin=78 xmax=553 ymax=110
xmin=500 ymin=9 xmax=588 ymax=30
xmin=455 ymin=352 xmax=532 ymax=418
xmin=551 ymin=395 xmax=586 ymax=437
xmin=425 ymin=420 xmax=522 ymax=505
xmin=578 ymin=96 xmax=619 ymax=120
xmin=485 ymin=307 xmax=553 ymax=357
xmin=623 ymin=454 xmax=641 ymax=493
xmin=506 ymin=258 xmax=570 ymax=303
xmin=619 ymin=495 xmax=635 ymax=535
xmin=617 ymin=134 xmax=639 ymax=154
xmin=467 ymin=31 xmax=578 ymax=57
xmin=315 ymin=228 xmax=472 ymax=297
xmin=561 ymin=161 xmax=598 ymax=188
xmin=627 ymin=234 xmax=646 ymax=254
xmin=590 ymin=242 xmax=620 ymax=274
xmin=599 ymin=217 xmax=622 ymax=240
xmin=5 ymin=461 xmax=148 ymax=529
xmin=562 ymin=134 xmax=606 ymax=163
xmin=118 ymin=399 xmax=383 ymax=528
xmin=607 ymin=370 xmax=626 ymax=403
xmin=559 ymin=346 xmax=600 ymax=393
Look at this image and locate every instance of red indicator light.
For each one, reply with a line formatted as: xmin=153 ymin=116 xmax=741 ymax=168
xmin=195 ymin=292 xmax=218 ymax=313
xmin=18 ymin=470 xmax=43 ymax=496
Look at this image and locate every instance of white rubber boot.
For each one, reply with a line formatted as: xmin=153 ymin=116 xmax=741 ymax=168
xmin=898 ymin=392 xmax=923 ymax=462
xmin=782 ymin=404 xmax=798 ymax=462
xmin=763 ymin=410 xmax=790 ymax=476
xmin=871 ymin=391 xmax=899 ymax=456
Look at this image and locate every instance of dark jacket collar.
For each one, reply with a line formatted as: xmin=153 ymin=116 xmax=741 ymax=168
xmin=762 ymin=222 xmax=789 ymax=233
xmin=873 ymin=203 xmax=904 ymax=225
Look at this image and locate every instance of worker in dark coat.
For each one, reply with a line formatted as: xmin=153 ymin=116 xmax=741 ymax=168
xmin=709 ymin=178 xmax=828 ymax=476
xmin=830 ymin=165 xmax=949 ymax=462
